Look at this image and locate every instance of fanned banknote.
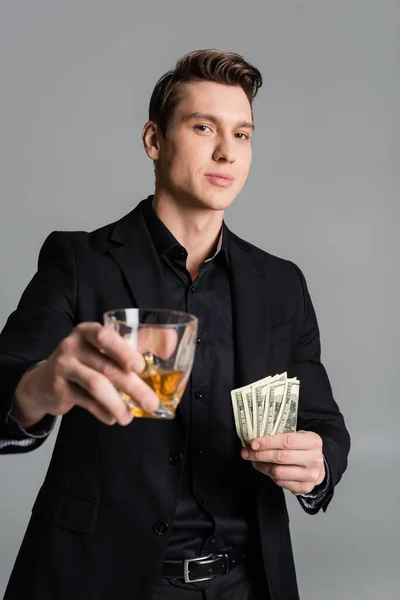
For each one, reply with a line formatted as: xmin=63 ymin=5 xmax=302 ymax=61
xmin=231 ymin=373 xmax=299 ymax=447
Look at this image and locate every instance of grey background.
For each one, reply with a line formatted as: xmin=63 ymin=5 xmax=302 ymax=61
xmin=0 ymin=1 xmax=398 ymax=598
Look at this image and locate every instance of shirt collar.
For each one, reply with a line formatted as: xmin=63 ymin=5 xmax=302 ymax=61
xmin=142 ymin=195 xmax=229 ymax=267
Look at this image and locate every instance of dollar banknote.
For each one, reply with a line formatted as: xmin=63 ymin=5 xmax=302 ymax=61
xmin=231 ymin=373 xmax=299 ymax=447
xmin=231 ymin=388 xmax=251 ymax=447
xmin=273 ymin=378 xmax=299 ymax=435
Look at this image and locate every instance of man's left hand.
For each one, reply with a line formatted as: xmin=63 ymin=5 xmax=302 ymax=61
xmin=241 ymin=431 xmax=325 ymax=495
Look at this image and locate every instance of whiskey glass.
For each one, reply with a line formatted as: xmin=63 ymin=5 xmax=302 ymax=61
xmin=103 ymin=308 xmax=198 ymax=419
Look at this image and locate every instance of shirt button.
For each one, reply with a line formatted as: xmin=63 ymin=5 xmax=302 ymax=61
xmin=196 ymin=337 xmax=201 ymax=344
xmin=190 ymin=286 xmax=196 ymax=292
xmin=153 ymin=521 xmax=169 ymax=536
xmin=196 ymin=448 xmax=203 ymax=455
xmin=194 ymin=392 xmax=203 ymax=399
xmin=169 ymin=451 xmax=183 ymax=465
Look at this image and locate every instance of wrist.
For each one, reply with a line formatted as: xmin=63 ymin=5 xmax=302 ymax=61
xmin=12 ymin=366 xmax=48 ymax=428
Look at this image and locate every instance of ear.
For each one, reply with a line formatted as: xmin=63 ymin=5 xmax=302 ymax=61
xmin=142 ymin=121 xmax=162 ymax=161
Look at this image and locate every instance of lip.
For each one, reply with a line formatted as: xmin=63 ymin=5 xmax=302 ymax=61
xmin=204 ymin=173 xmax=234 ymax=188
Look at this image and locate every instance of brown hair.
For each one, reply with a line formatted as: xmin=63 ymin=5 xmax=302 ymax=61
xmin=148 ymin=49 xmax=263 ymax=138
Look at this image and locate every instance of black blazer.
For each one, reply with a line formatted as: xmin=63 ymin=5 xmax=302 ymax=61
xmin=0 ymin=199 xmax=350 ymax=600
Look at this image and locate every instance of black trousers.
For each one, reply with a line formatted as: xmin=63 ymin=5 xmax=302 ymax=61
xmin=151 ymin=562 xmax=270 ymax=600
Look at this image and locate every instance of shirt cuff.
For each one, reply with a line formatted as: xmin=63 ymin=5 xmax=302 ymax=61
xmin=7 ymin=405 xmax=56 ymax=439
xmin=4 ymin=360 xmax=56 ymax=441
xmin=0 ymin=402 xmax=56 ymax=452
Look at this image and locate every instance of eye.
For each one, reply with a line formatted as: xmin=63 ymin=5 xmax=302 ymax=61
xmin=235 ymin=132 xmax=249 ymax=140
xmin=194 ymin=124 xmax=212 ymax=133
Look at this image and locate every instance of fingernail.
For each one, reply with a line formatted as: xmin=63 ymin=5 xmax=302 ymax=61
xmin=241 ymin=449 xmax=250 ymax=459
xmin=251 ymin=441 xmax=260 ymax=450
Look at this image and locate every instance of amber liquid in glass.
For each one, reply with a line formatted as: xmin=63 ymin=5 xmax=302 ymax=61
xmin=121 ymin=368 xmax=185 ymax=418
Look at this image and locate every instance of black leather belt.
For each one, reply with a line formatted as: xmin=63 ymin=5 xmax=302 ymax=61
xmin=161 ymin=547 xmax=245 ymax=583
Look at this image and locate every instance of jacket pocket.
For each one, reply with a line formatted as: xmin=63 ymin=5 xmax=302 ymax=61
xmin=32 ymin=482 xmax=98 ymax=534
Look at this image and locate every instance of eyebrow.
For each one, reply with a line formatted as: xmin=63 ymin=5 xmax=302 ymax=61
xmin=183 ymin=112 xmax=255 ymax=131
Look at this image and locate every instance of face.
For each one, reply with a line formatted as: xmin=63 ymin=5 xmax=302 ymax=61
xmin=143 ymin=81 xmax=254 ymax=212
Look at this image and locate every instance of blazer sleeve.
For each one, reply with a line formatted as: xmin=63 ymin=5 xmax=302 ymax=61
xmin=289 ymin=262 xmax=351 ymax=514
xmin=0 ymin=231 xmax=77 ymax=453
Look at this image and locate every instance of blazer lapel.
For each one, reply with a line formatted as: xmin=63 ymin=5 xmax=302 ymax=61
xmin=108 ymin=202 xmax=167 ymax=309
xmin=107 ymin=200 xmax=188 ymax=433
xmin=227 ymin=228 xmax=272 ymax=389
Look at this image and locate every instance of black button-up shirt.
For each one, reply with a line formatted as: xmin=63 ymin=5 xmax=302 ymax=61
xmin=142 ymin=197 xmax=254 ymax=560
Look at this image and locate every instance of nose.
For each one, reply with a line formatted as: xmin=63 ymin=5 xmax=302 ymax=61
xmin=212 ymin=136 xmax=236 ymax=163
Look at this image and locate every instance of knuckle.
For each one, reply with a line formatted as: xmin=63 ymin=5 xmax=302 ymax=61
xmin=283 ymin=434 xmax=293 ymax=449
xmin=312 ymin=454 xmax=323 ymax=467
xmin=96 ymin=325 xmax=113 ymax=344
xmin=58 ymin=336 xmax=74 ymax=354
xmin=101 ymin=360 xmax=119 ymax=380
xmin=86 ymin=374 xmax=104 ymax=398
xmin=271 ymin=466 xmax=282 ymax=480
xmin=276 ymin=449 xmax=289 ymax=464
xmin=54 ymin=353 xmax=71 ymax=373
xmin=52 ymin=375 xmax=67 ymax=399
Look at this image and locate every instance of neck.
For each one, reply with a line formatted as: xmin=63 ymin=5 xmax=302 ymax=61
xmin=152 ymin=189 xmax=224 ymax=275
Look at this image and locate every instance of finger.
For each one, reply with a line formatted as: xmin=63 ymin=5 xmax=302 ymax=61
xmin=254 ymin=463 xmax=321 ymax=482
xmin=77 ymin=357 xmax=158 ymax=414
xmin=251 ymin=464 xmax=318 ymax=495
xmin=62 ymin=358 xmax=143 ymax=425
xmin=75 ymin=341 xmax=159 ymax=412
xmin=250 ymin=431 xmax=323 ymax=452
xmin=137 ymin=328 xmax=178 ymax=359
xmin=242 ymin=448 xmax=323 ymax=468
xmin=76 ymin=323 xmax=145 ymax=373
xmin=67 ymin=382 xmax=118 ymax=426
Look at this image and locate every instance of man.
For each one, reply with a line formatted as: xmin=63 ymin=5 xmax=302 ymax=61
xmin=0 ymin=49 xmax=350 ymax=600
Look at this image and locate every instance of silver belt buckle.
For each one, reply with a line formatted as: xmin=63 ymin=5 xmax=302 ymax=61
xmin=183 ymin=553 xmax=225 ymax=584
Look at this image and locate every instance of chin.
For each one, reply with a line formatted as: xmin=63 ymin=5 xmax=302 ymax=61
xmin=192 ymin=190 xmax=237 ymax=211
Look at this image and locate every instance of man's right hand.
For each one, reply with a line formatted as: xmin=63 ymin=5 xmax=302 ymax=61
xmin=11 ymin=322 xmax=160 ymax=429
